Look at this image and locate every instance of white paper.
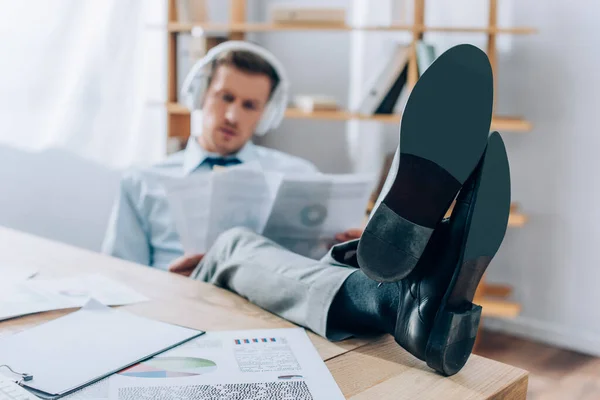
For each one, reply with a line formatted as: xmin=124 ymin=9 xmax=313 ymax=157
xmin=206 ymin=168 xmax=283 ymax=252
xmin=262 ymin=173 xmax=375 ymax=259
xmin=163 ymin=167 xmax=375 ymax=258
xmin=108 ymin=328 xmax=344 ymax=400
xmin=163 ymin=165 xmax=283 ymax=254
xmin=162 ymin=173 xmax=213 ymax=254
xmin=0 ymin=264 xmax=38 ymax=284
xmin=0 ymin=374 xmax=38 ymax=400
xmin=0 ymin=274 xmax=149 ymax=321
xmin=60 ymin=378 xmax=109 ymax=400
xmin=0 ymin=300 xmax=203 ymax=397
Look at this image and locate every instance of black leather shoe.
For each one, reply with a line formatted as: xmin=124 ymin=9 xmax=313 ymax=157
xmin=357 ymin=43 xmax=494 ymax=283
xmin=392 ymin=131 xmax=511 ymax=376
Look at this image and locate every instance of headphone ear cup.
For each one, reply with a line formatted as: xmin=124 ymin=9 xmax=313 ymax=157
xmin=255 ymin=101 xmax=275 ymax=136
xmin=254 ymin=85 xmax=286 ymax=136
xmin=192 ymin=76 xmax=209 ymax=110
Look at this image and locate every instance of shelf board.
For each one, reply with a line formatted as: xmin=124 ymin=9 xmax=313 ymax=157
xmin=285 ymin=108 xmax=401 ymax=123
xmin=284 ymin=108 xmax=533 ymax=132
xmin=508 ymin=212 xmax=528 ymax=228
xmin=168 ymin=103 xmax=191 ymax=114
xmin=167 ymin=22 xmax=537 ymax=35
xmin=479 ymin=298 xmax=521 ymax=318
xmin=483 ymin=284 xmax=513 ymax=299
xmin=167 ymin=104 xmax=533 ymax=133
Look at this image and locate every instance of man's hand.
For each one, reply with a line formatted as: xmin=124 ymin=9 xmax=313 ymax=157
xmin=168 ymin=253 xmax=205 ymax=277
xmin=332 ymin=228 xmax=363 ymax=246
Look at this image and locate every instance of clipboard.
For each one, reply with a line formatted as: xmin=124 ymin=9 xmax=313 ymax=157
xmin=0 ymin=300 xmax=204 ymax=399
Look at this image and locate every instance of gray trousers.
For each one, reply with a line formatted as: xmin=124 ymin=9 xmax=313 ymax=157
xmin=190 ymin=227 xmax=360 ymax=341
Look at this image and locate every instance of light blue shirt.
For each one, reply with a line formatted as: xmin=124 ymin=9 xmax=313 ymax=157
xmin=101 ymin=137 xmax=318 ymax=270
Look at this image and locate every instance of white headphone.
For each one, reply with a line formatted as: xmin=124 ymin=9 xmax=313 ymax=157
xmin=180 ymin=40 xmax=289 ymax=136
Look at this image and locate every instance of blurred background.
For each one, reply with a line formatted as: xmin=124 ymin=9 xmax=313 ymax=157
xmin=0 ymin=1 xmax=598 ymax=397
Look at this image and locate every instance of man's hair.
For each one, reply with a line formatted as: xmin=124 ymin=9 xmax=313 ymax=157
xmin=207 ymin=49 xmax=280 ymax=99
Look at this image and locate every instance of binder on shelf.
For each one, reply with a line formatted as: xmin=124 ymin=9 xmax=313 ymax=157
xmin=416 ymin=40 xmax=436 ymax=76
xmin=354 ymin=44 xmax=411 ymax=115
xmin=374 ymin=64 xmax=408 ymax=114
xmin=0 ymin=300 xmax=203 ymax=399
xmin=176 ymin=0 xmax=207 ymax=24
xmin=176 ymin=33 xmax=207 ymax=104
xmin=269 ymin=6 xmax=346 ymax=25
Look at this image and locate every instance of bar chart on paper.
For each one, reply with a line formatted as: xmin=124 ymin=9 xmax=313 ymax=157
xmin=118 ymin=357 xmax=217 ymax=378
xmin=234 ymin=337 xmax=278 ymax=344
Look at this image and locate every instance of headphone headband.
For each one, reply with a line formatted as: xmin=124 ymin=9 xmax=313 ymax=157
xmin=180 ymin=40 xmax=289 ymax=136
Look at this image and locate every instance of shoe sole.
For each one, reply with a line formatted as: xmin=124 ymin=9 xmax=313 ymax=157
xmin=425 ymin=132 xmax=511 ymax=376
xmin=357 ymin=44 xmax=494 ymax=283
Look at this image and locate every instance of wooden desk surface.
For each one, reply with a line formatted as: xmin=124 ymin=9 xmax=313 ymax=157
xmin=0 ymin=227 xmax=528 ymax=399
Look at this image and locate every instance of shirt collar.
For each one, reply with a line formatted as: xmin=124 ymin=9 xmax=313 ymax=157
xmin=182 ymin=136 xmax=258 ymax=175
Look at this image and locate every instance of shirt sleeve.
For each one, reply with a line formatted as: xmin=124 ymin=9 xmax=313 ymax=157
xmin=101 ymin=173 xmax=151 ymax=266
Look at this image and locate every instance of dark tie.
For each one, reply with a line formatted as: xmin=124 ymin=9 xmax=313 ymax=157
xmin=204 ymin=157 xmax=242 ymax=169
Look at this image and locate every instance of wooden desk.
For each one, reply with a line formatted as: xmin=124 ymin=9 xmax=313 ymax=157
xmin=0 ymin=227 xmax=528 ymax=399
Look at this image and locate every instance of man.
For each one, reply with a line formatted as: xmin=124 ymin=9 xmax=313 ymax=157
xmin=178 ymin=44 xmax=511 ymax=376
xmin=102 ymin=41 xmax=361 ymax=270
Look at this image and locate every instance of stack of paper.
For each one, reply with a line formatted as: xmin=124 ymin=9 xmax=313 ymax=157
xmin=51 ymin=327 xmax=344 ymax=400
xmin=0 ymin=301 xmax=203 ymax=399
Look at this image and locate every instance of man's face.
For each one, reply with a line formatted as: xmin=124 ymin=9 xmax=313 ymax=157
xmin=199 ymin=65 xmax=272 ymax=155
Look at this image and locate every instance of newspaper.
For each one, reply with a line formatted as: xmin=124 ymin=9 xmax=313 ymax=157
xmin=161 ymin=165 xmax=375 ymax=259
xmin=107 ymin=328 xmax=344 ymax=400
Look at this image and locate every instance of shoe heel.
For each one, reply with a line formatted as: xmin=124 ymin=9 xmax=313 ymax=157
xmin=425 ymin=303 xmax=482 ymax=376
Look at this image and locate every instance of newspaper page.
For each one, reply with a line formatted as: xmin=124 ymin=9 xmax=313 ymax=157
xmin=262 ymin=173 xmax=375 ymax=259
xmin=161 ymin=173 xmax=213 ymax=254
xmin=206 ymin=168 xmax=283 ymax=250
xmin=162 ymin=165 xmax=283 ymax=253
xmin=163 ymin=167 xmax=375 ymax=258
xmin=108 ymin=328 xmax=344 ymax=400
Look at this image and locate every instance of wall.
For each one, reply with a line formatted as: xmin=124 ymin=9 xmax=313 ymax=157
xmin=0 ymin=145 xmax=121 ymax=252
xmin=483 ymin=0 xmax=600 ymax=356
xmin=249 ymin=0 xmax=354 ymax=173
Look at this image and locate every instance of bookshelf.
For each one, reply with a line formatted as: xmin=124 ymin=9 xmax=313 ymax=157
xmin=166 ymin=0 xmax=535 ymax=346
xmin=167 ymin=102 xmax=533 ymax=133
xmin=167 ymin=22 xmax=537 ymax=34
xmin=166 ymin=0 xmax=537 ymax=142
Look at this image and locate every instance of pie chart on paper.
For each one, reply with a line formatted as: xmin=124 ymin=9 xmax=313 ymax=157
xmin=119 ymin=357 xmax=217 ymax=378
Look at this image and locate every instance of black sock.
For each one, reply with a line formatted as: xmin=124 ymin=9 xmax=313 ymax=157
xmin=327 ymin=271 xmax=399 ymax=336
xmin=384 ymin=154 xmax=461 ymax=228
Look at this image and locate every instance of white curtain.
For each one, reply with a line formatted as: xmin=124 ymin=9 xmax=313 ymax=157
xmin=0 ymin=0 xmax=167 ymax=169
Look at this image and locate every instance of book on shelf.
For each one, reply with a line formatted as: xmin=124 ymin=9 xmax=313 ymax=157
xmin=293 ymin=95 xmax=338 ymax=112
xmin=354 ymin=44 xmax=411 ymax=115
xmin=176 ymin=33 xmax=207 ymax=104
xmin=354 ymin=41 xmax=437 ymax=116
xmin=176 ymin=35 xmax=228 ymax=104
xmin=392 ymin=41 xmax=437 ymax=113
xmin=176 ymin=0 xmax=207 ymax=23
xmin=416 ymin=40 xmax=436 ymax=76
xmin=374 ymin=63 xmax=408 ymax=114
xmin=269 ymin=6 xmax=346 ymax=25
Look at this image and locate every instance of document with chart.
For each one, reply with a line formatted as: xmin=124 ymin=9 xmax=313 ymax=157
xmin=108 ymin=328 xmax=345 ymax=400
xmin=162 ymin=165 xmax=375 ymax=259
xmin=261 ymin=173 xmax=375 ymax=259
